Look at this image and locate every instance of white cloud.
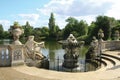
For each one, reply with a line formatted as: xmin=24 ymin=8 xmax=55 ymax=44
xmin=2 ymin=0 xmax=120 ymax=30
xmin=105 ymin=0 xmax=120 ymax=19
xmin=18 ymin=14 xmax=40 ymax=21
xmin=36 ymin=0 xmax=115 ymax=28
xmin=37 ymin=0 xmax=74 ymax=16
xmin=16 ymin=13 xmax=40 ymax=26
xmin=0 ymin=20 xmax=11 ymax=31
xmin=37 ymin=0 xmax=113 ymax=16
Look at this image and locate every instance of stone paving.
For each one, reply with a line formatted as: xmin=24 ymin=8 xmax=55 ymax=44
xmin=0 ymin=67 xmax=53 ymax=80
xmin=0 ymin=50 xmax=120 ymax=80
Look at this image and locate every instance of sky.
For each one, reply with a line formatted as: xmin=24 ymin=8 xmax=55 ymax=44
xmin=0 ymin=0 xmax=120 ymax=31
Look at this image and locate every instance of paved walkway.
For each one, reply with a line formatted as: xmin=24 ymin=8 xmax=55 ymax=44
xmin=0 ymin=67 xmax=53 ymax=80
xmin=0 ymin=50 xmax=120 ymax=80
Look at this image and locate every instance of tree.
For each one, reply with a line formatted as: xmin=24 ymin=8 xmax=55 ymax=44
xmin=92 ymin=16 xmax=117 ymax=40
xmin=48 ymin=13 xmax=60 ymax=39
xmin=0 ymin=24 xmax=4 ymax=39
xmin=48 ymin=13 xmax=56 ymax=37
xmin=63 ymin=17 xmax=88 ymax=39
xmin=22 ymin=21 xmax=33 ymax=37
xmin=63 ymin=17 xmax=78 ymax=38
xmin=77 ymin=20 xmax=88 ymax=36
xmin=40 ymin=27 xmax=49 ymax=38
xmin=33 ymin=28 xmax=42 ymax=41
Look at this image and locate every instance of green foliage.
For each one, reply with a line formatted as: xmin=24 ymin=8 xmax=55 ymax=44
xmin=63 ymin=17 xmax=88 ymax=39
xmin=48 ymin=13 xmax=61 ymax=40
xmin=0 ymin=24 xmax=4 ymax=39
xmin=94 ymin=16 xmax=116 ymax=40
xmin=48 ymin=13 xmax=56 ymax=37
xmin=111 ymin=24 xmax=120 ymax=39
xmin=22 ymin=21 xmax=33 ymax=37
xmin=3 ymin=31 xmax=10 ymax=39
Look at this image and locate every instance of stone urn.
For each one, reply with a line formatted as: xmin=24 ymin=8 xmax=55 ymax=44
xmin=114 ymin=30 xmax=119 ymax=41
xmin=59 ymin=34 xmax=84 ymax=69
xmin=98 ymin=29 xmax=104 ymax=41
xmin=9 ymin=22 xmax=24 ymax=45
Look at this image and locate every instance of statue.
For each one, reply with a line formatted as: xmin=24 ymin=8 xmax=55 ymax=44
xmin=25 ymin=36 xmax=45 ymax=60
xmin=98 ymin=29 xmax=104 ymax=41
xmin=9 ymin=22 xmax=24 ymax=45
xmin=85 ymin=36 xmax=98 ymax=62
xmin=24 ymin=36 xmax=47 ymax=67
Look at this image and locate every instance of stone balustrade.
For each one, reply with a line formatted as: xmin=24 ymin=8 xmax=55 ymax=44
xmin=0 ymin=45 xmax=11 ymax=66
xmin=0 ymin=45 xmax=24 ymax=67
xmin=102 ymin=40 xmax=120 ymax=51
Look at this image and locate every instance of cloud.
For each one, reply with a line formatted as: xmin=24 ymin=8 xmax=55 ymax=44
xmin=18 ymin=14 xmax=40 ymax=21
xmin=105 ymin=0 xmax=120 ymax=19
xmin=36 ymin=0 xmax=115 ymax=28
xmin=16 ymin=13 xmax=40 ymax=26
xmin=37 ymin=0 xmax=113 ymax=16
xmin=0 ymin=20 xmax=11 ymax=31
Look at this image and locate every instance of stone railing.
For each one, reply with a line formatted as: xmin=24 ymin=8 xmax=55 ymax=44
xmin=0 ymin=45 xmax=11 ymax=66
xmin=0 ymin=45 xmax=24 ymax=66
xmin=102 ymin=40 xmax=120 ymax=51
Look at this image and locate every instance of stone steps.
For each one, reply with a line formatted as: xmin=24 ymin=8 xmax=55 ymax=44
xmin=96 ymin=53 xmax=120 ymax=71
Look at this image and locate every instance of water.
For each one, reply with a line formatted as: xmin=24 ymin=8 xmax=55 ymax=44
xmin=0 ymin=39 xmax=12 ymax=45
xmin=41 ymin=41 xmax=93 ymax=72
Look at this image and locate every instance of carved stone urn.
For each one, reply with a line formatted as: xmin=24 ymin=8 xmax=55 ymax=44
xmin=98 ymin=29 xmax=104 ymax=41
xmin=59 ymin=34 xmax=84 ymax=69
xmin=9 ymin=22 xmax=24 ymax=45
xmin=114 ymin=30 xmax=119 ymax=41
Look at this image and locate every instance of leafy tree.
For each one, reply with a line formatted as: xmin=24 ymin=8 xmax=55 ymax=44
xmin=48 ymin=13 xmax=56 ymax=37
xmin=0 ymin=24 xmax=4 ymax=39
xmin=33 ymin=28 xmax=42 ymax=41
xmin=77 ymin=20 xmax=88 ymax=36
xmin=3 ymin=31 xmax=10 ymax=39
xmin=63 ymin=17 xmax=78 ymax=38
xmin=63 ymin=17 xmax=88 ymax=39
xmin=48 ymin=13 xmax=60 ymax=40
xmin=40 ymin=27 xmax=49 ymax=38
xmin=94 ymin=16 xmax=117 ymax=40
xmin=111 ymin=23 xmax=120 ymax=39
xmin=22 ymin=21 xmax=33 ymax=37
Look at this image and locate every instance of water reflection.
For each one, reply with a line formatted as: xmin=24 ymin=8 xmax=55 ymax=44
xmin=42 ymin=41 xmax=87 ymax=59
xmin=42 ymin=41 xmax=65 ymax=60
xmin=0 ymin=39 xmax=12 ymax=45
xmin=42 ymin=41 xmax=89 ymax=72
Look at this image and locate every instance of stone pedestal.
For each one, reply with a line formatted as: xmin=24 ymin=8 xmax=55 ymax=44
xmin=63 ymin=65 xmax=81 ymax=72
xmin=9 ymin=45 xmax=24 ymax=66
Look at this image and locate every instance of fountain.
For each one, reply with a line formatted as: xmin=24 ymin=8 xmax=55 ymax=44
xmin=59 ymin=34 xmax=84 ymax=70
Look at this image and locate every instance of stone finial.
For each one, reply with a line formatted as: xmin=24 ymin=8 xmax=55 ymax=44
xmin=67 ymin=34 xmax=77 ymax=43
